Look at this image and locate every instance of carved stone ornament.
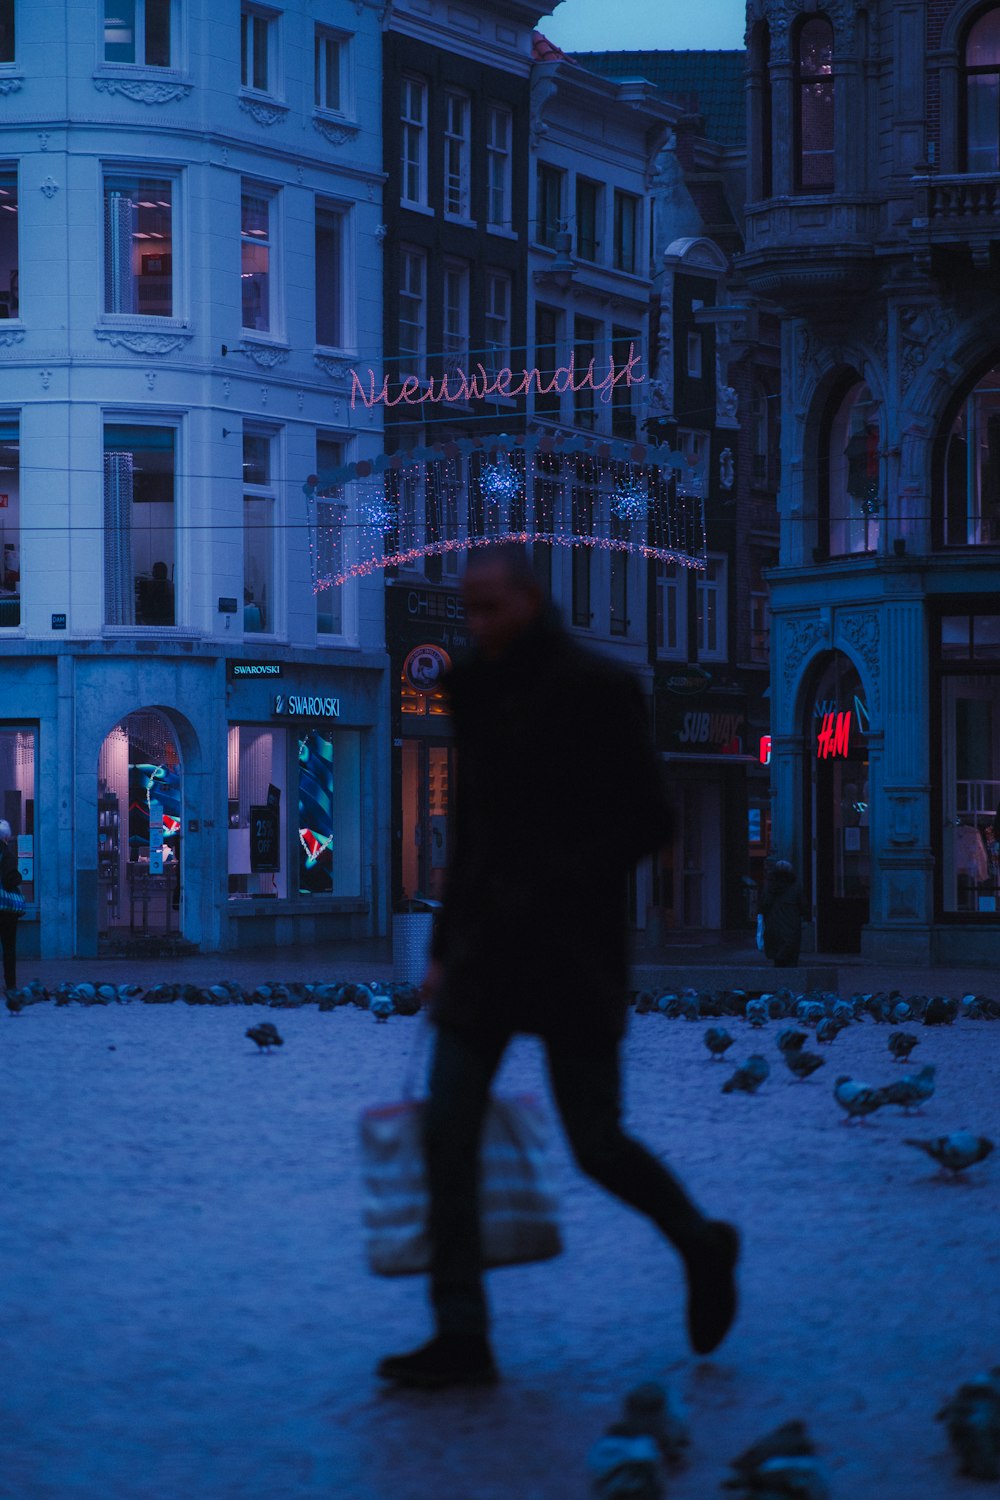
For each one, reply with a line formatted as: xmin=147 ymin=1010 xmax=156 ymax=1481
xmin=236 ymin=338 xmax=289 ymax=369
xmin=529 ymin=75 xmax=558 ymax=149
xmin=238 ymin=95 xmax=288 ymax=127
xmin=94 ymin=75 xmax=193 ymax=105
xmin=95 ymin=328 xmax=193 ymax=356
xmin=0 ymin=76 xmax=22 ymax=95
xmin=838 ymin=610 xmax=881 ymax=708
xmin=0 ymin=327 xmax=25 ymax=348
xmin=314 ymin=353 xmax=350 ymax=382
xmin=781 ymin=613 xmax=830 ymax=690
xmin=40 ymin=177 xmax=59 ymax=199
xmin=898 ymin=302 xmax=955 ymax=392
xmin=313 ymin=115 xmax=360 ymax=146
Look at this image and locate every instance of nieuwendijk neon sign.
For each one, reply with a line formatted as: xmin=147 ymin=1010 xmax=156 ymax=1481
xmin=349 ymin=345 xmax=645 ymax=410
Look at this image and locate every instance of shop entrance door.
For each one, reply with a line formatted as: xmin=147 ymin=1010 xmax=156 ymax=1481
xmin=400 ymin=740 xmax=453 ymax=903
xmin=808 ymin=654 xmax=870 ymax=953
xmin=98 ymin=710 xmax=182 ymax=944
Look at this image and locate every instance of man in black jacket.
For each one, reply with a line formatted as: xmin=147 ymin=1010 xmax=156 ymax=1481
xmin=377 ymin=545 xmax=739 ymax=1390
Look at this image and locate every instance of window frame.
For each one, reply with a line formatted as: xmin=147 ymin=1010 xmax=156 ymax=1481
xmin=102 ymin=416 xmax=180 ymax=630
xmin=534 ymin=303 xmax=561 ymax=419
xmin=696 ymin=555 xmax=728 ymax=662
xmin=443 ymin=90 xmax=472 ymax=221
xmin=575 ymin=176 xmax=600 ymax=262
xmin=242 ymin=425 xmax=280 ymax=636
xmin=313 ymin=23 xmax=349 ymax=116
xmin=963 ymin=8 xmax=1000 ymax=173
xmin=573 ymin=315 xmax=600 ymax=432
xmin=0 ymin=0 xmax=14 ymax=66
xmin=484 ymin=269 xmax=511 ymax=375
xmin=0 ymin=726 xmax=36 ymax=904
xmin=0 ymin=162 xmax=19 ymax=325
xmin=240 ymin=179 xmax=279 ymax=337
xmin=400 ymin=75 xmax=428 ymax=208
xmin=314 ymin=196 xmax=347 ymax=351
xmin=398 ymin=245 xmax=427 ymax=378
xmin=315 ymin=433 xmax=347 ymax=638
xmin=0 ymin=411 xmax=20 ymax=628
xmin=102 ymin=0 xmax=176 ymax=69
xmin=536 ymin=163 xmax=564 ymax=249
xmin=486 ymin=104 xmax=512 ymax=231
xmin=102 ymin=166 xmax=178 ymax=322
xmin=794 ymin=12 xmax=835 ymax=193
xmin=240 ymin=3 xmax=279 ymax=95
xmin=655 ymin=561 xmax=688 ymax=660
xmin=613 ymin=189 xmax=640 ymax=274
xmin=442 ymin=260 xmax=470 ymax=377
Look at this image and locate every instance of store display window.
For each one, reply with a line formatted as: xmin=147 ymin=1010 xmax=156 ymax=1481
xmin=227 ymin=725 xmax=287 ymax=899
xmin=938 ymin=613 xmax=1000 ymax=914
xmin=297 ymin=728 xmax=362 ymax=897
xmin=0 ymin=726 xmax=34 ymax=901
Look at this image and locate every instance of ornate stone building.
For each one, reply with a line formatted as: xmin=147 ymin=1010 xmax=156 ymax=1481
xmin=741 ymin=0 xmax=1000 ymax=961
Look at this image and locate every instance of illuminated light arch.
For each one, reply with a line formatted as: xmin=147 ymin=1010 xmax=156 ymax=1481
xmin=304 ymin=432 xmax=708 ymax=589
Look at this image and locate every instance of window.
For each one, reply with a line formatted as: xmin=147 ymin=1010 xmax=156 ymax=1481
xmin=612 ymin=328 xmax=638 ymax=439
xmin=613 ymin=191 xmax=639 ymax=274
xmin=243 ymin=429 xmax=275 ymax=634
xmin=796 ymin=15 xmax=834 ymax=191
xmin=103 ymin=423 xmax=176 ymax=627
xmin=574 ymin=316 xmax=599 ymax=431
xmin=0 ymin=0 xmax=13 ymax=63
xmin=610 ymin=513 xmax=628 ymax=638
xmin=227 ymin=726 xmax=288 ymax=900
xmin=241 ymin=4 xmax=274 ymax=93
xmin=398 ymin=247 xmax=426 ymax=375
xmin=241 ymin=184 xmax=273 ymax=333
xmin=939 ymin=662 xmax=1000 ymax=914
xmin=0 ymin=729 xmax=35 ymax=903
xmin=0 ymin=167 xmax=17 ymax=321
xmin=686 ymin=332 xmax=703 ymax=379
xmin=315 ymin=436 xmax=344 ymax=636
xmin=678 ymin=428 xmax=710 ymax=497
xmin=104 ymin=1 xmax=172 ymax=67
xmin=297 ymin=728 xmax=362 ymax=896
xmin=536 ymin=164 xmax=563 ymax=248
xmin=696 ymin=557 xmax=727 ymax=660
xmin=965 ymin=10 xmax=1000 ymax=173
xmin=0 ymin=417 xmax=19 ymax=627
xmin=443 ymin=262 xmax=469 ymax=376
xmin=314 ymin=26 xmax=345 ymax=113
xmin=655 ymin=562 xmax=688 ymax=657
xmin=575 ymin=178 xmax=599 ymax=261
xmin=944 ymin=361 xmax=1000 ymax=546
xmin=749 ymin=554 xmax=771 ymax=662
xmin=400 ymin=76 xmax=427 ymax=206
xmin=315 ymin=199 xmax=344 ymax=348
xmin=444 ymin=92 xmax=470 ymax=218
xmin=571 ymin=476 xmax=595 ymax=627
xmin=487 ymin=106 xmax=512 ymax=229
xmin=752 ymin=382 xmax=770 ymax=484
xmin=827 ymin=380 xmax=880 ymax=556
xmin=534 ymin=304 xmax=560 ymax=418
xmin=751 ymin=20 xmax=773 ymax=198
xmin=103 ymin=173 xmax=173 ymax=317
xmin=484 ymin=270 xmax=510 ymax=374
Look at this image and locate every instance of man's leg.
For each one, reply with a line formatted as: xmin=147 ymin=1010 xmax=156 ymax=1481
xmin=0 ymin=914 xmax=15 ymax=989
xmin=376 ymin=1023 xmax=507 ymax=1388
xmin=545 ymin=1035 xmax=739 ymax=1356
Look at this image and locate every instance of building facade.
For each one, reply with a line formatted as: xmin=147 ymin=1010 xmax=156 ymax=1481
xmin=0 ymin=0 xmax=389 ymax=958
xmin=741 ymin=0 xmax=1000 ymax=962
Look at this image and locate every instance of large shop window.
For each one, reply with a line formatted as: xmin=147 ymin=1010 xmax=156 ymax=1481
xmin=0 ymin=417 xmax=19 ymax=627
xmin=0 ymin=166 xmax=18 ymax=322
xmin=809 ymin=653 xmax=870 ymax=952
xmin=939 ymin=613 xmax=1000 ymax=915
xmin=104 ymin=0 xmax=173 ymax=67
xmin=103 ymin=424 xmax=176 ymax=627
xmin=104 ymin=173 xmax=173 ymax=317
xmin=827 ymin=380 xmax=881 ymax=555
xmin=795 ymin=16 xmax=834 ymax=192
xmin=297 ymin=728 xmax=362 ymax=896
xmin=0 ymin=728 xmax=34 ymax=902
xmin=965 ymin=8 xmax=1000 ymax=173
xmin=943 ymin=362 xmax=1000 ymax=546
xmin=243 ymin=429 xmax=275 ymax=633
xmin=228 ymin=726 xmax=287 ymax=899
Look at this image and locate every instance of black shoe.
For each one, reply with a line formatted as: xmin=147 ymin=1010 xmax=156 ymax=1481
xmin=685 ymin=1220 xmax=740 ymax=1356
xmin=376 ymin=1334 xmax=499 ymax=1390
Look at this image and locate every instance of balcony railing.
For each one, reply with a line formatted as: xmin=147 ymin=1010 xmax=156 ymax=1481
xmin=914 ymin=172 xmax=1000 ymax=224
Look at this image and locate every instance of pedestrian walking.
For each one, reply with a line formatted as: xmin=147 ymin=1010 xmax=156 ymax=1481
xmin=376 ymin=544 xmax=740 ymax=1391
xmin=760 ymin=859 xmax=807 ymax=968
xmin=0 ymin=818 xmax=23 ymax=990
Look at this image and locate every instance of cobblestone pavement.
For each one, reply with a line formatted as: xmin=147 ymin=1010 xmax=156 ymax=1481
xmin=2 ymin=997 xmax=997 ymax=1499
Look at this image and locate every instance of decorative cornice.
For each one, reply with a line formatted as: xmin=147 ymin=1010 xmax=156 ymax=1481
xmin=93 ymin=75 xmax=193 ymax=105
xmin=0 ymin=327 xmax=25 ymax=349
xmin=312 ymin=114 xmax=360 ymax=146
xmin=236 ymin=338 xmax=290 ymax=369
xmin=838 ymin=610 xmax=881 ymax=709
xmin=0 ymin=75 xmax=22 ymax=96
xmin=781 ymin=612 xmax=830 ymax=690
xmin=313 ymin=353 xmax=351 ymax=381
xmin=95 ymin=327 xmax=194 ymax=356
xmin=238 ymin=95 xmax=288 ymax=127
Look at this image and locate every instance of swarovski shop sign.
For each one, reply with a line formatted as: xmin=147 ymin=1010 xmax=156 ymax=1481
xmin=272 ymin=692 xmax=341 ymax=719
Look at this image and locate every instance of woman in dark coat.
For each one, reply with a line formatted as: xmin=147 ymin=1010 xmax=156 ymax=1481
xmin=761 ymin=859 xmax=807 ymax=967
xmin=0 ymin=817 xmax=22 ymax=990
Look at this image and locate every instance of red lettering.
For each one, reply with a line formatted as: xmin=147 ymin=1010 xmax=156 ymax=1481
xmin=817 ymin=711 xmax=851 ymax=758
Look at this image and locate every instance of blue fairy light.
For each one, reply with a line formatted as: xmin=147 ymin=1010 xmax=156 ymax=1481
xmin=611 ymin=476 xmax=649 ymax=522
xmin=481 ymin=454 xmax=521 ymax=503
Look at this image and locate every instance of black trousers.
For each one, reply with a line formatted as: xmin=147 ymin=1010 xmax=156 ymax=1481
xmin=423 ymin=1023 xmax=709 ymax=1336
xmin=0 ymin=911 xmax=18 ymax=988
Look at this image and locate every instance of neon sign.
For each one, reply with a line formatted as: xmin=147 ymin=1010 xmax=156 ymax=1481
xmin=816 ymin=711 xmax=852 ymax=759
xmin=759 ymin=735 xmax=772 ymax=765
xmin=349 ymin=346 xmax=645 ymax=410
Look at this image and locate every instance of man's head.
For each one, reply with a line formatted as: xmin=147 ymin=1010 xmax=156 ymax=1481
xmin=462 ymin=544 xmax=544 ymax=659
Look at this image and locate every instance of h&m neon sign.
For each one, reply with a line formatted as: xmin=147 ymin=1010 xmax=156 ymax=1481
xmin=816 ymin=711 xmax=851 ymax=758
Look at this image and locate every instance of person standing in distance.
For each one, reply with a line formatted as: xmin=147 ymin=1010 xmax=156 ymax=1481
xmin=0 ymin=818 xmax=23 ymax=990
xmin=376 ymin=544 xmax=740 ymax=1390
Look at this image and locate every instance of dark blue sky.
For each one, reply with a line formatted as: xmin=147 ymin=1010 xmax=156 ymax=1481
xmin=544 ymin=0 xmax=746 ymax=52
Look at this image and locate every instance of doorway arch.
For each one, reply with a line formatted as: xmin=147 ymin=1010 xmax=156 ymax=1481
xmin=97 ymin=709 xmax=183 ymax=947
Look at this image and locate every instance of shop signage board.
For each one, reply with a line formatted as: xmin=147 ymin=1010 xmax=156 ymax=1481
xmin=249 ymin=803 xmax=280 ymax=872
xmin=227 ymin=660 xmax=284 ymax=680
xmin=402 ymin=644 xmax=451 ymax=694
xmin=656 ymin=690 xmax=747 ymax=755
xmin=272 ymin=693 xmax=341 ymax=719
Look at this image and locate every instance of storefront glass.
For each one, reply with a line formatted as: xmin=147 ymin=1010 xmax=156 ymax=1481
xmin=0 ymin=417 xmax=19 ymax=627
xmin=98 ymin=711 xmax=180 ymax=937
xmin=938 ymin=613 xmax=1000 ymax=913
xmin=809 ymin=653 xmax=870 ymax=950
xmin=297 ymin=728 xmax=362 ymax=896
xmin=944 ymin=363 xmax=1000 ymax=546
xmin=0 ymin=726 xmax=34 ymax=900
xmin=227 ymin=725 xmax=288 ymax=899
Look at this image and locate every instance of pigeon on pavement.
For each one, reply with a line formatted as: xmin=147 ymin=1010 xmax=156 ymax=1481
xmin=904 ymin=1132 xmax=994 ymax=1177
xmin=607 ymin=1382 xmax=689 ymax=1471
xmin=784 ymin=1050 xmax=825 ymax=1081
xmin=246 ymin=1022 xmax=283 ymax=1052
xmin=888 ymin=1030 xmax=919 ymax=1062
xmin=722 ymin=1055 xmax=770 ymax=1094
xmin=937 ymin=1368 xmax=1000 ymax=1480
xmin=833 ymin=1075 xmax=885 ymax=1124
xmin=704 ymin=1027 xmax=735 ymax=1060
xmin=776 ymin=1027 xmax=808 ymax=1054
xmin=814 ymin=1017 xmax=841 ymax=1045
xmin=878 ymin=1063 xmax=936 ymax=1114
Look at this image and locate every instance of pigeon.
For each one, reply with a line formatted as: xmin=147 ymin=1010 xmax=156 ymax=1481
xmin=727 ymin=1420 xmax=816 ymax=1479
xmin=888 ymin=1030 xmax=919 ymax=1063
xmin=722 ymin=1055 xmax=770 ymax=1094
xmin=746 ymin=997 xmax=769 ymax=1028
xmin=784 ymin=1049 xmax=825 ymax=1081
xmin=814 ymin=1017 xmax=841 ymax=1045
xmin=5 ymin=990 xmax=24 ymax=1015
xmin=832 ymin=1000 xmax=855 ymax=1026
xmin=878 ymin=1063 xmax=936 ymax=1114
xmin=587 ymin=1432 xmax=663 ymax=1499
xmin=725 ymin=1455 xmax=830 ymax=1498
xmin=904 ymin=1132 xmax=994 ymax=1177
xmin=796 ymin=1000 xmax=825 ymax=1027
xmin=776 ymin=1027 xmax=808 ymax=1054
xmin=704 ymin=1026 xmax=735 ymax=1060
xmin=833 ymin=1075 xmax=885 ymax=1124
xmin=890 ymin=999 xmax=913 ymax=1024
xmin=923 ymin=995 xmax=956 ymax=1026
xmin=937 ymin=1368 xmax=1000 ymax=1480
xmin=607 ymin=1381 xmax=689 ymax=1471
xmin=246 ymin=1022 xmax=283 ymax=1053
xmin=370 ymin=993 xmax=394 ymax=1023
xmin=633 ymin=990 xmax=656 ymax=1014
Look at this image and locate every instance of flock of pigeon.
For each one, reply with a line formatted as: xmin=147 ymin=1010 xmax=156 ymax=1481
xmin=3 ymin=976 xmax=421 ymax=1019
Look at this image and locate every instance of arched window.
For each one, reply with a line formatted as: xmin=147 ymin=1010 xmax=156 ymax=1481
xmin=795 ymin=16 xmax=834 ymax=191
xmin=750 ymin=21 xmax=773 ymax=199
xmin=965 ymin=8 xmax=1000 ymax=172
xmin=943 ymin=361 xmax=1000 ymax=546
xmin=823 ymin=380 xmax=881 ymax=556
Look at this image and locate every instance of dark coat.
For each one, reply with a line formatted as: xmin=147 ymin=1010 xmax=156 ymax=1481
xmin=431 ymin=613 xmax=672 ymax=1041
xmin=760 ymin=869 xmax=806 ymax=965
xmin=1 ymin=839 xmax=20 ymax=893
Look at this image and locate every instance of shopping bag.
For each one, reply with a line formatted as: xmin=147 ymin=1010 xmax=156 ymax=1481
xmin=755 ymin=912 xmax=765 ymax=952
xmin=0 ymin=887 xmax=24 ymax=914
xmin=359 ymin=1092 xmax=563 ymax=1277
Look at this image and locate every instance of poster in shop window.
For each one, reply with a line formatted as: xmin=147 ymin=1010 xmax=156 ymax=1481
xmin=250 ymin=798 xmax=280 ymax=873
